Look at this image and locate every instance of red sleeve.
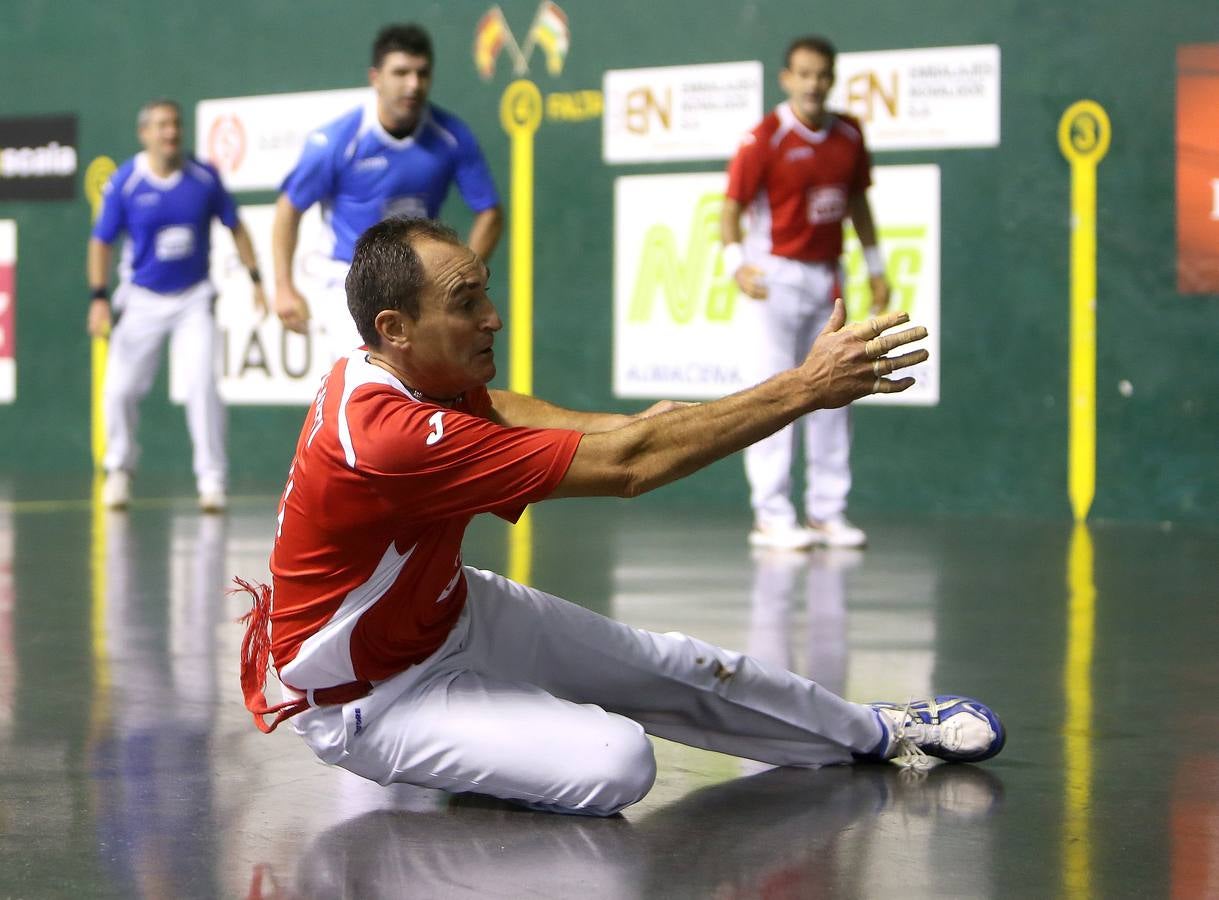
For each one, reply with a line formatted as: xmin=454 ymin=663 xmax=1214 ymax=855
xmin=725 ymin=128 xmax=767 ymax=205
xmin=346 ymin=388 xmax=582 ymax=523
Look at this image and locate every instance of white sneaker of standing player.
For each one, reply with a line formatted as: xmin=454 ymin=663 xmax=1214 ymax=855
xmin=102 ymin=470 xmax=130 ymax=510
xmin=748 ymin=522 xmax=817 ymax=550
xmin=807 ymin=516 xmax=867 ymax=548
xmin=870 ymin=696 xmax=1006 ymax=771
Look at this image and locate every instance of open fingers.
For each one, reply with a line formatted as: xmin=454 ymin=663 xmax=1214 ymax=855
xmin=858 ymin=310 xmax=909 ymax=339
xmin=870 ymin=348 xmax=929 ymax=377
xmin=863 ymin=325 xmax=928 ymax=359
xmin=872 ymin=375 xmax=917 ymax=394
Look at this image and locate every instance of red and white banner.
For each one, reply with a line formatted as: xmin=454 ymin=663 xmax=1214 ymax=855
xmin=1177 ymin=44 xmax=1219 ymax=294
xmin=0 ymin=221 xmax=15 ymax=404
xmin=195 ymin=88 xmax=367 ymax=193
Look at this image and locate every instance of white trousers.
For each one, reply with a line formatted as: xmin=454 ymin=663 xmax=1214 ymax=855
xmin=309 ymin=260 xmax=364 ymax=364
xmin=103 ymin=280 xmax=225 ymax=494
xmin=291 ymin=567 xmax=883 ymax=816
xmin=742 ymin=257 xmax=852 ymax=526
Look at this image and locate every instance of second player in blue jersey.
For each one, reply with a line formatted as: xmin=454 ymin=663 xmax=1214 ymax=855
xmin=271 ymin=23 xmax=502 ymax=361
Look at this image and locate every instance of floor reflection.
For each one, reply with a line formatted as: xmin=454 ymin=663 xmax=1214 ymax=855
xmin=255 ymin=764 xmax=1004 ymax=900
xmin=88 ymin=511 xmax=227 ymax=900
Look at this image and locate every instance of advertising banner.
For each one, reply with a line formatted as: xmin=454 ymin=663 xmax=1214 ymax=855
xmin=170 ymin=204 xmax=333 ymax=406
xmin=827 ymin=45 xmax=1000 ymax=151
xmin=0 ymin=221 xmax=14 ymax=404
xmin=613 ymin=166 xmax=940 ymax=406
xmin=1177 ymin=43 xmax=1219 ymax=294
xmin=603 ymin=61 xmax=763 ymax=163
xmin=0 ymin=115 xmax=78 ymax=201
xmin=195 ymin=88 xmax=368 ymax=192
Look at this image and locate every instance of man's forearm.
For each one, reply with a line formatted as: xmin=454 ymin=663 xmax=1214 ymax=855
xmin=552 ymin=370 xmax=814 ymax=499
xmin=87 ymin=239 xmax=111 ymax=290
xmin=468 ymin=206 xmax=503 ymax=261
xmin=848 ymin=193 xmax=879 ymax=248
xmin=271 ymin=195 xmax=303 ymax=288
xmin=720 ymin=197 xmax=745 ymax=248
xmin=231 ymin=223 xmax=260 ymax=273
xmin=489 ymin=390 xmax=632 ymax=433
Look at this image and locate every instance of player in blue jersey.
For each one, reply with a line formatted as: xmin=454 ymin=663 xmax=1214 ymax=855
xmin=271 ymin=23 xmax=503 ymax=361
xmin=87 ymin=99 xmax=266 ymax=512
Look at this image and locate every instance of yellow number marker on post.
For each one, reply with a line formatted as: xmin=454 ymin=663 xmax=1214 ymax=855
xmin=499 ymin=81 xmax=543 ymax=585
xmin=1057 ymin=102 xmax=1110 ymax=522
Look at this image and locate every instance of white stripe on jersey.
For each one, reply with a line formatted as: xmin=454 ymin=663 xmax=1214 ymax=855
xmin=280 ymin=538 xmax=417 ymax=687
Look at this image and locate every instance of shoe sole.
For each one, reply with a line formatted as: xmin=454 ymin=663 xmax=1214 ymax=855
xmin=748 ymin=533 xmax=814 ymax=551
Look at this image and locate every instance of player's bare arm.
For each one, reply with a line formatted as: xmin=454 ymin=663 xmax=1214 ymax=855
xmin=467 ymin=206 xmax=504 ymax=262
xmin=488 ymin=390 xmax=632 ymax=432
xmin=488 ymin=392 xmax=689 ymax=433
xmin=271 ymin=194 xmax=311 ymax=333
xmin=229 ymin=220 xmax=268 ymax=318
xmin=86 ymin=237 xmax=112 ymax=337
xmin=846 ymin=192 xmax=891 ymax=315
xmin=551 ymin=300 xmax=926 ymax=499
xmin=719 ymin=197 xmax=767 ymax=300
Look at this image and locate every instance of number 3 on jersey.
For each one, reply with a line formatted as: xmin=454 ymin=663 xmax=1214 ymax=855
xmin=426 ymin=411 xmax=446 ymax=446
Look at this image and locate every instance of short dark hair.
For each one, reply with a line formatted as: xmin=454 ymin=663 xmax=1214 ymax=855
xmin=346 ymin=217 xmax=461 ymax=347
xmin=137 ymin=98 xmax=180 ymax=129
xmin=784 ymin=35 xmax=836 ymax=70
xmin=372 ymin=23 xmax=433 ymax=68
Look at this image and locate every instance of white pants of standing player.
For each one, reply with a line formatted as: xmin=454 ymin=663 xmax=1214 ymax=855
xmin=102 ymin=280 xmax=225 ymax=495
xmin=743 ymin=256 xmax=852 ymax=528
xmin=290 ymin=566 xmax=883 ymax=817
xmin=310 ymin=259 xmax=364 ymax=364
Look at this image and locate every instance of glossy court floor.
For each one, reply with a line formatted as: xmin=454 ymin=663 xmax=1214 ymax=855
xmin=1 ymin=477 xmax=1217 ymax=899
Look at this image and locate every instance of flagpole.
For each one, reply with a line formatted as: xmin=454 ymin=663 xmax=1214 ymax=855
xmin=516 ymin=2 xmax=546 ymax=72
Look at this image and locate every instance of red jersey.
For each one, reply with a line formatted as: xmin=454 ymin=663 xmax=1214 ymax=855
xmin=725 ymin=104 xmax=872 ymax=263
xmin=268 ymin=352 xmax=582 ymax=690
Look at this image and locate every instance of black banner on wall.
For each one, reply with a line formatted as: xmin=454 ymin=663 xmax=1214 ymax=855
xmin=0 ymin=115 xmax=78 ymax=201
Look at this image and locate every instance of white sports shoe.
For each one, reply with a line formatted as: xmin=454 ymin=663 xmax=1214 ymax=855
xmin=868 ymin=696 xmax=1007 ymax=771
xmin=102 ymin=470 xmax=130 ymax=510
xmin=199 ymin=490 xmax=227 ymax=514
xmin=748 ymin=523 xmax=816 ymax=551
xmin=807 ymin=516 xmax=867 ymax=548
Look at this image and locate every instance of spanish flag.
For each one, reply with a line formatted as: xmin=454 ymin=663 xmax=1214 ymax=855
xmin=474 ymin=7 xmax=508 ymax=80
xmin=529 ymin=1 xmax=569 ymax=76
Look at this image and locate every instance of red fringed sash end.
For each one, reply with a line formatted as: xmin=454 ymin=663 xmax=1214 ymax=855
xmin=231 ymin=576 xmax=304 ymax=733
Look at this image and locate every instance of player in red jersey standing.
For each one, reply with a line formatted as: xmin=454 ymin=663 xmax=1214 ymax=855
xmin=237 ymin=217 xmax=1005 ymax=816
xmin=722 ymin=35 xmax=890 ymax=551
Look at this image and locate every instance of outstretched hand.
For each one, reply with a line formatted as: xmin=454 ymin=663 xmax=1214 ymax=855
xmin=800 ymin=298 xmax=928 ymax=409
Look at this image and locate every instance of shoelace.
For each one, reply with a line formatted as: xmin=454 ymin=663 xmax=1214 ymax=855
xmin=890 ymin=701 xmax=936 ymax=772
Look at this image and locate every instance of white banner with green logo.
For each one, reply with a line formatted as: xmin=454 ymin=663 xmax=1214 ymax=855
xmin=613 ymin=165 xmax=940 ymax=406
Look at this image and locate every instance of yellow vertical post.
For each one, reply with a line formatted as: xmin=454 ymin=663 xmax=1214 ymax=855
xmin=1057 ymin=102 xmax=1110 ymax=523
xmin=84 ymin=156 xmax=117 ymax=474
xmin=500 ymin=81 xmax=543 ymax=586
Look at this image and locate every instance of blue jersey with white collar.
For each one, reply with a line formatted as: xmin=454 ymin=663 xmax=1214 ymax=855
xmin=281 ymin=100 xmax=499 ymax=263
xmin=92 ymin=153 xmax=239 ymax=294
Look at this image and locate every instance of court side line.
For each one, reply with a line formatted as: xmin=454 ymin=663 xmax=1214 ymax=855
xmin=0 ymin=493 xmax=278 ymax=514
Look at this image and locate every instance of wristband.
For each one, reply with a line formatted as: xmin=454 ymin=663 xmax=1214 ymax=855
xmin=721 ymin=242 xmax=744 ymax=277
xmin=248 ymin=268 xmax=262 ymax=285
xmin=863 ymin=245 xmax=885 ymax=278
xmin=90 ymin=287 xmax=109 ymax=303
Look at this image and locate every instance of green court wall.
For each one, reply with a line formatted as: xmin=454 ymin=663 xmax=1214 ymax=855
xmin=1 ymin=0 xmax=1216 ymax=522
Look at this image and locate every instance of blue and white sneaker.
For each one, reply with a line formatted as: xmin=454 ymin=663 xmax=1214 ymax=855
xmin=868 ymin=696 xmax=1006 ymax=770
